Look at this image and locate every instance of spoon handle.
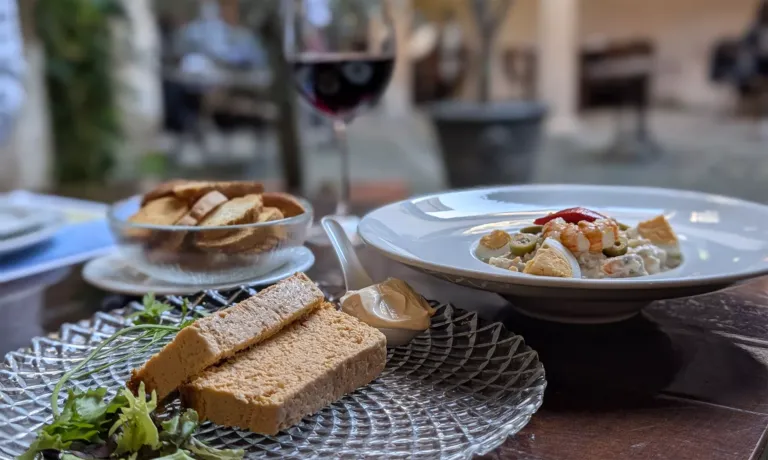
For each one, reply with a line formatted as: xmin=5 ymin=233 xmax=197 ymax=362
xmin=321 ymin=216 xmax=375 ymax=291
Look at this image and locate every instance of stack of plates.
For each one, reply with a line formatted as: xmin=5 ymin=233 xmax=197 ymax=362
xmin=0 ymin=205 xmax=64 ymax=257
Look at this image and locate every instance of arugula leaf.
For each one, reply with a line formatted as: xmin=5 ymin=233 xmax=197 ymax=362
xmin=19 ymin=431 xmax=68 ymax=460
xmin=21 ymin=387 xmax=122 ymax=460
xmin=71 ymin=388 xmax=109 ymax=422
xmin=184 ymin=437 xmax=245 ymax=460
xmin=161 ymin=409 xmax=199 ymax=447
xmin=103 ymin=393 xmax=128 ymax=415
xmin=127 ymin=293 xmax=172 ymax=325
xmin=109 ymin=383 xmax=160 ymax=455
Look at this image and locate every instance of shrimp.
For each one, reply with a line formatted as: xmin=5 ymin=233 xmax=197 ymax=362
xmin=541 ymin=218 xmax=568 ymax=240
xmin=542 ymin=217 xmax=619 ymax=254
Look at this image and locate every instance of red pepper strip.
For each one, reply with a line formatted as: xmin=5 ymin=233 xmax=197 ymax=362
xmin=533 ymin=207 xmax=607 ymax=225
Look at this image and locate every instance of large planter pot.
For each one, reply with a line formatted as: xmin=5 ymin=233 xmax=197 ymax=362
xmin=429 ymin=101 xmax=547 ymax=188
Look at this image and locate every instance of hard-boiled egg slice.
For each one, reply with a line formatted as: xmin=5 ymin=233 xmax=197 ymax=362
xmin=539 ymin=237 xmax=582 ymax=278
xmin=475 ymin=230 xmax=512 ymax=260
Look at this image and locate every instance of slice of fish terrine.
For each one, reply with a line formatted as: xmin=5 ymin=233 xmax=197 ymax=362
xmin=128 ymin=272 xmax=324 ymax=399
xmin=180 ymin=303 xmax=387 ymax=435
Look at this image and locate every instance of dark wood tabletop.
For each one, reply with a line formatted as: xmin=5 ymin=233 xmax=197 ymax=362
xmin=310 ymin=243 xmax=768 ymax=460
xmin=2 ymin=197 xmax=768 ymax=460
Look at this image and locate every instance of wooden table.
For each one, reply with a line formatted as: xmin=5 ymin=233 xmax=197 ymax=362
xmin=4 ymin=199 xmax=768 ymax=459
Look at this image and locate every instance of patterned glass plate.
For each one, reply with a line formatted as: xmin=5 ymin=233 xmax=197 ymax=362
xmin=0 ymin=287 xmax=546 ymax=459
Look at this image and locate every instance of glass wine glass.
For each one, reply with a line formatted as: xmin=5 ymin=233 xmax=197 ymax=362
xmin=284 ymin=0 xmax=396 ymax=244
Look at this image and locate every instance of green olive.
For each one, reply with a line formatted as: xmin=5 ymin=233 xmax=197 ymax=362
xmin=510 ymin=233 xmax=539 ymax=256
xmin=520 ymin=225 xmax=544 ymax=234
xmin=617 ymin=222 xmax=631 ymax=231
xmin=603 ymin=237 xmax=629 ymax=257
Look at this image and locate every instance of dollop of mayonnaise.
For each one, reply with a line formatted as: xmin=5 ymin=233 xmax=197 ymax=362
xmin=340 ymin=278 xmax=435 ymax=331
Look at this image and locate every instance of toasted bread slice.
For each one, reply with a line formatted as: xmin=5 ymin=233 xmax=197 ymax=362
xmin=155 ymin=191 xmax=230 ymax=250
xmin=173 ymin=181 xmax=264 ymax=204
xmin=261 ymin=192 xmax=305 ymax=218
xmin=127 ymin=273 xmax=325 ymax=399
xmin=127 ymin=196 xmax=189 ymax=243
xmin=197 ymin=194 xmax=263 ymax=227
xmin=141 ymin=180 xmax=188 ymax=206
xmin=180 ymin=304 xmax=387 ymax=435
xmin=196 ymin=194 xmax=263 ymax=241
xmin=196 ymin=207 xmax=285 ymax=253
xmin=175 ymin=191 xmax=229 ymax=226
xmin=129 ymin=197 xmax=189 ymax=226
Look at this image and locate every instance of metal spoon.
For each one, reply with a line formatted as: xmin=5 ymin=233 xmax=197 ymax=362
xmin=321 ymin=216 xmax=420 ymax=347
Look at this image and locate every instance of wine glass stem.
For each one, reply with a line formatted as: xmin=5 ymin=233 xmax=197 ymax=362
xmin=333 ymin=119 xmax=351 ymax=216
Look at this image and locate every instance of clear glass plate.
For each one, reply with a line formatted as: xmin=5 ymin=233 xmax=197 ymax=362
xmin=0 ymin=287 xmax=546 ymax=459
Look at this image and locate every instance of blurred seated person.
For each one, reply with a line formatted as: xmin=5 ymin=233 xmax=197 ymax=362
xmin=160 ymin=1 xmax=272 ymax=156
xmin=173 ymin=0 xmax=266 ymax=73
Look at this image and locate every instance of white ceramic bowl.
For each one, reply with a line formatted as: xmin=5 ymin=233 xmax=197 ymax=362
xmin=358 ymin=185 xmax=768 ymax=323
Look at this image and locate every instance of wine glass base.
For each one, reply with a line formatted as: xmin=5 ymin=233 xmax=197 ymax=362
xmin=308 ymin=215 xmax=363 ymax=247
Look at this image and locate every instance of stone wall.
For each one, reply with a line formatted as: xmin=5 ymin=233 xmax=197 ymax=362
xmin=525 ymin=0 xmax=757 ymax=111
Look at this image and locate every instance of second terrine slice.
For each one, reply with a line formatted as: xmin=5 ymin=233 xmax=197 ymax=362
xmin=180 ymin=303 xmax=387 ymax=435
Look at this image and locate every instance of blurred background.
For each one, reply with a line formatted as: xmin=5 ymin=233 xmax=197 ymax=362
xmin=3 ymin=0 xmax=768 ymax=204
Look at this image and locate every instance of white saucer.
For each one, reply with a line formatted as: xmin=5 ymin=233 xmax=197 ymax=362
xmin=0 ymin=213 xmax=64 ymax=257
xmin=83 ymin=247 xmax=315 ymax=296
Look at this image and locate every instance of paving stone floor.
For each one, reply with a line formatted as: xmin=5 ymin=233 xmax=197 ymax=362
xmin=173 ymin=108 xmax=768 ymax=203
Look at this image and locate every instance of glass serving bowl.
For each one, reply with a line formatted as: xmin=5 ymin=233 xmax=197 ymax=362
xmin=108 ymin=195 xmax=313 ymax=285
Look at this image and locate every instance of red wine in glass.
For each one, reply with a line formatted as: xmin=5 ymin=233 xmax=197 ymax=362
xmin=292 ymin=54 xmax=395 ymax=120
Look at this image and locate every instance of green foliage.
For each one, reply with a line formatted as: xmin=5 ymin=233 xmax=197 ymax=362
xmin=22 ymin=385 xmax=243 ymax=460
xmin=19 ymin=388 xmax=128 ymax=460
xmin=126 ymin=293 xmax=174 ymax=325
xmin=35 ymin=0 xmax=126 ymax=184
xmin=139 ymin=151 xmax=170 ymax=177
xmin=109 ymin=384 xmax=160 ymax=455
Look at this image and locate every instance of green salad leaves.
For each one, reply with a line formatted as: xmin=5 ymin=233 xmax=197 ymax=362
xmin=109 ymin=385 xmax=160 ymax=455
xmin=21 ymin=295 xmax=244 ymax=460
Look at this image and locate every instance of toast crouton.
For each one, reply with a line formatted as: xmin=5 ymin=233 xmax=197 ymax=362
xmin=636 ymin=215 xmax=678 ymax=246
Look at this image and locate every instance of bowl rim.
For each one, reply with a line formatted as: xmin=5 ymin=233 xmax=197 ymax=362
xmin=359 ymin=184 xmax=768 ymax=291
xmin=109 ymin=194 xmax=314 ymax=231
